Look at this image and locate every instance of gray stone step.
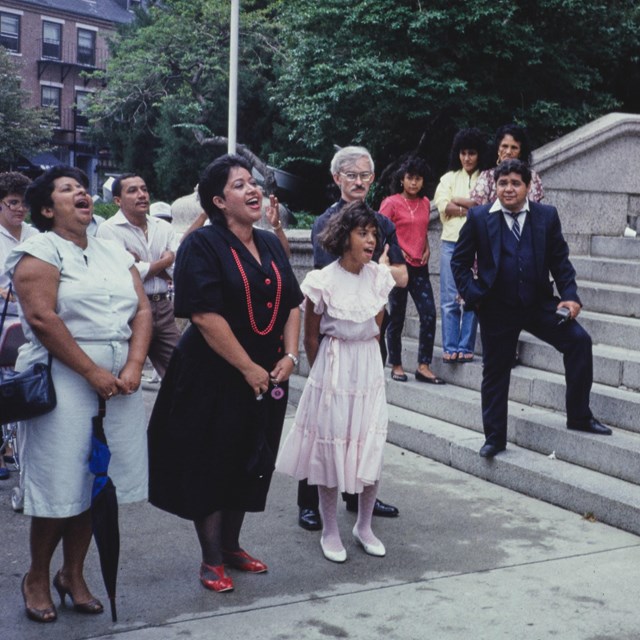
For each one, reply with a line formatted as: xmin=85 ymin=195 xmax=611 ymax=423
xmin=396 ymin=326 xmax=640 ymax=392
xmin=572 ymin=255 xmax=640 ymax=288
xmin=405 ymin=310 xmax=640 ymax=352
xmin=287 ymin=375 xmax=640 ymax=536
xmin=579 ymin=311 xmax=640 ymax=351
xmin=591 ymin=236 xmax=640 ymax=260
xmin=289 ymin=371 xmax=640 ymax=485
xmin=394 ymin=339 xmax=640 ymax=434
xmin=516 ymin=334 xmax=640 ymax=392
xmin=576 ymin=280 xmax=640 ymax=318
xmin=386 ymin=403 xmax=640 ymax=537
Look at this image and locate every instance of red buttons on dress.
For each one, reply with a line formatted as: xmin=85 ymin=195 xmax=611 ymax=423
xmin=265 ymin=278 xmax=271 ymax=285
xmin=277 ymin=347 xmax=282 ymax=353
xmin=267 ymin=302 xmax=273 ymax=309
xmin=279 ymin=335 xmax=284 ymax=341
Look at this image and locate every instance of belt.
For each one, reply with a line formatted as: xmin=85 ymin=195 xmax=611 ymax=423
xmin=147 ymin=293 xmax=169 ymax=302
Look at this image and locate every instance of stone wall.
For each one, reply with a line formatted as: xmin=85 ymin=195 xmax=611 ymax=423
xmin=532 ymin=112 xmax=640 ymax=253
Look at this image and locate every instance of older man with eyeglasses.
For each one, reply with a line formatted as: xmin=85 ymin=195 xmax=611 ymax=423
xmin=295 ymin=146 xmax=408 ymax=532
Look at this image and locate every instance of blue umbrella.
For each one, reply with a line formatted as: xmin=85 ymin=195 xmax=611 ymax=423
xmin=89 ymin=396 xmax=119 ymax=622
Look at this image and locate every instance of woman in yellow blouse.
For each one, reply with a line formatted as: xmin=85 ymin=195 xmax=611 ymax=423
xmin=434 ymin=128 xmax=487 ymax=363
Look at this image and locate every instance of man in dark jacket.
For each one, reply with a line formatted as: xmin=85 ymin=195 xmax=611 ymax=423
xmin=451 ymin=159 xmax=611 ymax=458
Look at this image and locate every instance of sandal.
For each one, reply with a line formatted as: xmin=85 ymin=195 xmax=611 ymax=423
xmin=442 ymin=352 xmax=458 ymax=363
xmin=460 ymin=353 xmax=474 ymax=363
xmin=391 ymin=371 xmax=408 ymax=382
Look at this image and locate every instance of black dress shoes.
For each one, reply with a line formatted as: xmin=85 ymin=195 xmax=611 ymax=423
xmin=344 ymin=497 xmax=399 ymax=517
xmin=479 ymin=443 xmax=506 ymax=458
xmin=567 ymin=418 xmax=612 ymax=435
xmin=298 ymin=507 xmax=322 ymax=531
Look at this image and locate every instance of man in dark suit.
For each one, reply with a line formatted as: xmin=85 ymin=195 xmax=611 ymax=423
xmin=451 ymin=159 xmax=611 ymax=458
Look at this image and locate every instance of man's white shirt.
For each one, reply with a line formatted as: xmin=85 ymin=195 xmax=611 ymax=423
xmin=96 ymin=210 xmax=178 ymax=295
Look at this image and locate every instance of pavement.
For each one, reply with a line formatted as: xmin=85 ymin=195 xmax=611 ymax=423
xmin=1 ymin=386 xmax=639 ymax=640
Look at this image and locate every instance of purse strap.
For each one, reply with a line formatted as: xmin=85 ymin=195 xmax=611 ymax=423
xmin=0 ymin=283 xmax=12 ymax=336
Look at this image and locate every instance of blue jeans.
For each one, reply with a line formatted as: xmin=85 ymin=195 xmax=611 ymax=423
xmin=386 ymin=263 xmax=436 ymax=366
xmin=440 ymin=241 xmax=478 ymax=355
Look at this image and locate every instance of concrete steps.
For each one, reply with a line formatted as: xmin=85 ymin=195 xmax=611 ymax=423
xmin=591 ymin=236 xmax=640 ymax=260
xmin=386 ymin=403 xmax=640 ymax=536
xmin=288 ymin=374 xmax=640 ymax=535
xmin=576 ymin=280 xmax=640 ymax=318
xmin=289 ymin=232 xmax=640 ymax=536
xmin=396 ymin=338 xmax=640 ymax=433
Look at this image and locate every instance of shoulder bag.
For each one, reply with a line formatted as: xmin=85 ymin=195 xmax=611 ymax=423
xmin=0 ymin=284 xmax=56 ymax=425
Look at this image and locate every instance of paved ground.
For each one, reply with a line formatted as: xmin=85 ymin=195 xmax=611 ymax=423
xmin=1 ymin=387 xmax=639 ymax=639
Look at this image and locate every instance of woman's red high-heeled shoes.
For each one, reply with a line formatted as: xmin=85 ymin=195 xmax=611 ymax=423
xmin=199 ymin=563 xmax=234 ymax=592
xmin=222 ymin=549 xmax=268 ymax=573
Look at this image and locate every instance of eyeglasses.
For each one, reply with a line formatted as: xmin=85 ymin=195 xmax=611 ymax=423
xmin=339 ymin=171 xmax=374 ymax=183
xmin=1 ymin=198 xmax=27 ymax=211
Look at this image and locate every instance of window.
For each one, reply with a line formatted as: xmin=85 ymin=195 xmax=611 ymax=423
xmin=77 ymin=29 xmax=95 ymax=66
xmin=75 ymin=91 xmax=91 ymax=129
xmin=0 ymin=12 xmax=20 ymax=53
xmin=41 ymin=86 xmax=61 ymax=125
xmin=42 ymin=21 xmax=61 ymax=60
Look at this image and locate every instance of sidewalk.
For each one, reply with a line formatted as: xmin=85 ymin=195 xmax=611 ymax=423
xmin=1 ymin=392 xmax=639 ymax=639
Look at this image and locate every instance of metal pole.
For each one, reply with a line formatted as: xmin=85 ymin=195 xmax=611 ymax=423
xmin=228 ymin=0 xmax=239 ymax=154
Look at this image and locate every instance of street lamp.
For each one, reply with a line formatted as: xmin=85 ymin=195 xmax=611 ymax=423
xmin=228 ymin=0 xmax=239 ymax=154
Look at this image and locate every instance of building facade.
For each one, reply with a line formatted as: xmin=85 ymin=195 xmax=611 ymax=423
xmin=0 ymin=0 xmax=141 ymax=189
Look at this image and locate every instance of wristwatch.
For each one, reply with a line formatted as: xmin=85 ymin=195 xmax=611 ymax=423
xmin=285 ymin=353 xmax=299 ymax=366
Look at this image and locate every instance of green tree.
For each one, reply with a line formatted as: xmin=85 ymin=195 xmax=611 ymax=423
xmin=0 ymin=47 xmax=55 ymax=168
xmin=87 ymin=0 xmax=279 ymax=200
xmin=271 ymin=0 xmax=640 ymax=187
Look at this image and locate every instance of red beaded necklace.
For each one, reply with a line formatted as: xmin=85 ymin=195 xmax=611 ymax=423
xmin=230 ymin=246 xmax=282 ymax=335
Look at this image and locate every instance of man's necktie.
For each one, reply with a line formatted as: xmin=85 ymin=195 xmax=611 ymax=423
xmin=508 ymin=211 xmax=522 ymax=242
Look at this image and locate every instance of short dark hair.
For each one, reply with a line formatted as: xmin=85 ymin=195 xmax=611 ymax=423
xmin=198 ymin=154 xmax=253 ymax=223
xmin=318 ymin=200 xmax=378 ymax=257
xmin=493 ymin=159 xmax=532 ymax=186
xmin=0 ymin=172 xmax=31 ymax=200
xmin=391 ymin=156 xmax=430 ymax=196
xmin=448 ymin=128 xmax=487 ymax=171
xmin=25 ymin=166 xmax=89 ymax=232
xmin=494 ymin=124 xmax=533 ymax=165
xmin=112 ymin=173 xmax=139 ymax=198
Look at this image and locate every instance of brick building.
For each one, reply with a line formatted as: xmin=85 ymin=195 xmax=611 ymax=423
xmin=0 ymin=0 xmax=142 ymax=189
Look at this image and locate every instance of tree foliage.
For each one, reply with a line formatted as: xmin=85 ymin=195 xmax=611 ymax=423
xmin=0 ymin=48 xmax=55 ymax=168
xmin=87 ymin=0 xmax=278 ymax=199
xmin=86 ymin=0 xmax=640 ymax=205
xmin=271 ymin=0 xmax=640 ymax=184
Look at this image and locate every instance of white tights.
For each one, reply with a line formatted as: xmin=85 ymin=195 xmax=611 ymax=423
xmin=318 ymin=482 xmax=382 ymax=552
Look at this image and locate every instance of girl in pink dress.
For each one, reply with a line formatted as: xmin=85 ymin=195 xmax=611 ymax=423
xmin=276 ymin=201 xmax=395 ymax=563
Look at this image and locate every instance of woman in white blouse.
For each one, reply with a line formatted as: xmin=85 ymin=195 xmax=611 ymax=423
xmin=7 ymin=167 xmax=151 ymax=624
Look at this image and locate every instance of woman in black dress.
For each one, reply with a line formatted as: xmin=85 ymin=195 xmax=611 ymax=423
xmin=148 ymin=155 xmax=302 ymax=593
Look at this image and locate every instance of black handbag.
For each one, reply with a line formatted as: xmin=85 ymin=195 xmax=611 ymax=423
xmin=0 ymin=285 xmax=56 ymax=425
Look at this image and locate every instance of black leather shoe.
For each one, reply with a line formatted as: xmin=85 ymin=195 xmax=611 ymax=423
xmin=298 ymin=507 xmax=322 ymax=531
xmin=415 ymin=370 xmax=445 ymax=384
xmin=479 ymin=443 xmax=506 ymax=458
xmin=567 ymin=418 xmax=612 ymax=435
xmin=345 ymin=497 xmax=399 ymax=517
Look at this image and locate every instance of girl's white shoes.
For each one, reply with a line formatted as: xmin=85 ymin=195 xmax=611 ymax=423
xmin=320 ymin=537 xmax=347 ymax=563
xmin=352 ymin=527 xmax=386 ymax=557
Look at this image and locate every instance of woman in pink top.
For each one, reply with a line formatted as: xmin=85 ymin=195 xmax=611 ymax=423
xmin=380 ymin=157 xmax=443 ymax=385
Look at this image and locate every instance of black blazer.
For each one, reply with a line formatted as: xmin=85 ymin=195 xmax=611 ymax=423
xmin=450 ymin=201 xmax=580 ymax=312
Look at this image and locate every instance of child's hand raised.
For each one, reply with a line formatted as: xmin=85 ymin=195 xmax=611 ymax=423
xmin=379 ymin=244 xmax=390 ymax=267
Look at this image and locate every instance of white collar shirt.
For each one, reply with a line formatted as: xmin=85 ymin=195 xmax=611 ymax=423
xmin=96 ymin=209 xmax=178 ymax=295
xmin=490 ymin=198 xmax=530 ymax=232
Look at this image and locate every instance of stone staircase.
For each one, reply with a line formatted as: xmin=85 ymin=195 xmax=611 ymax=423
xmin=288 ymin=235 xmax=640 ymax=536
